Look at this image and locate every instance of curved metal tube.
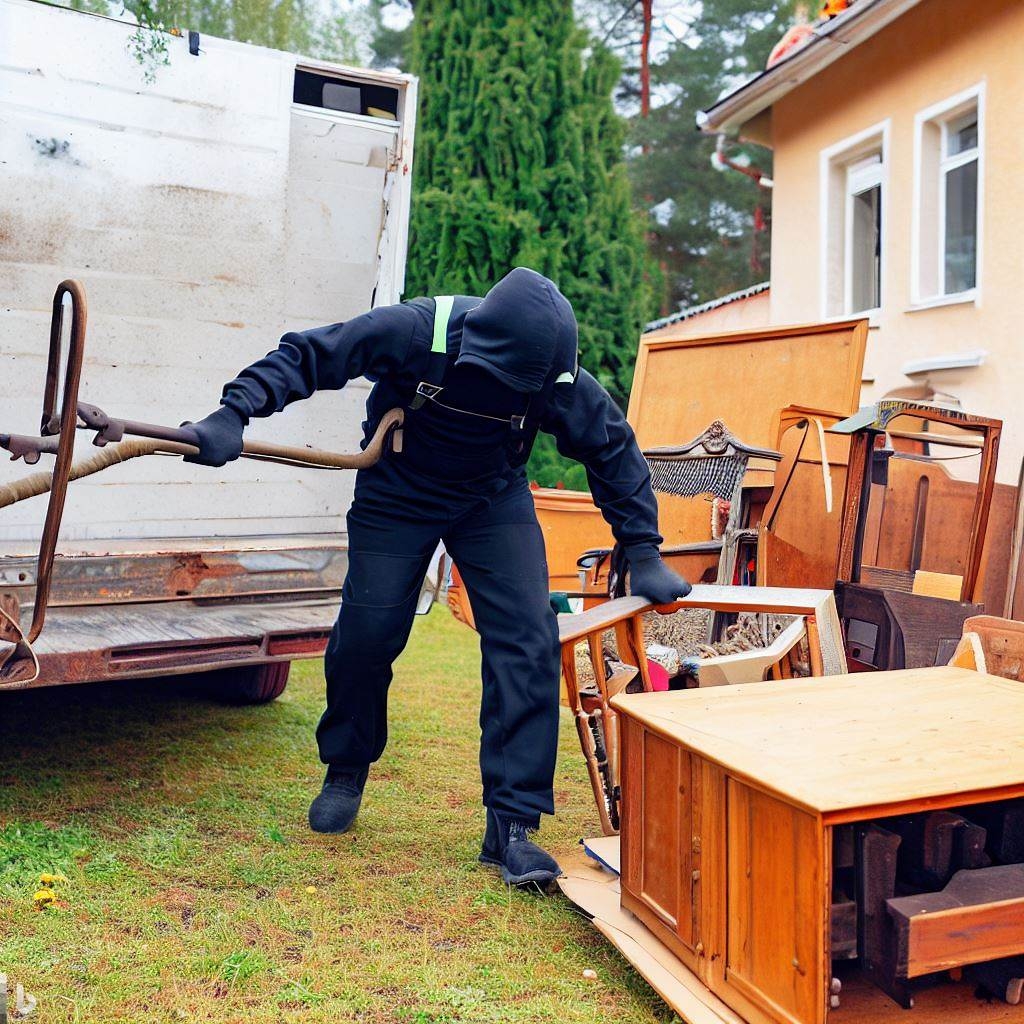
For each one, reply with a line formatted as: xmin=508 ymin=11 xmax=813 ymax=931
xmin=0 ymin=408 xmax=406 ymax=510
xmin=30 ymin=280 xmax=87 ymax=643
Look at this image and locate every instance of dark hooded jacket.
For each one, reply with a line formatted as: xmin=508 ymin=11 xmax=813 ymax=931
xmin=219 ymin=268 xmax=661 ymax=552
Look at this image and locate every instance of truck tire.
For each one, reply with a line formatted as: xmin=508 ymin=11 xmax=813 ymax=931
xmin=204 ymin=662 xmax=290 ymax=705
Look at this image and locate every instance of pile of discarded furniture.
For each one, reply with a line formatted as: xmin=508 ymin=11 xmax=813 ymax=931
xmin=445 ymin=317 xmax=1024 ymax=1022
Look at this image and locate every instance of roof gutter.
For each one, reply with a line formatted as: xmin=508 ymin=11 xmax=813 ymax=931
xmin=697 ymin=0 xmax=924 ymax=135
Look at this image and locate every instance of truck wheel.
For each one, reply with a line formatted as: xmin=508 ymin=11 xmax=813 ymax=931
xmin=204 ymin=662 xmax=290 ymax=705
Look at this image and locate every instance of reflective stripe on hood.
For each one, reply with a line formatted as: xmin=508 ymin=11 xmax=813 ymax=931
xmin=455 ymin=267 xmax=578 ymax=394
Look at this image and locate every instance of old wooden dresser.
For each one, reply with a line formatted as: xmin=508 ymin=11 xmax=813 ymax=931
xmin=613 ymin=666 xmax=1024 ymax=1024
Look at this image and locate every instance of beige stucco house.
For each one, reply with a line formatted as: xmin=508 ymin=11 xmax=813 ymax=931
xmin=698 ymin=0 xmax=1023 ymax=482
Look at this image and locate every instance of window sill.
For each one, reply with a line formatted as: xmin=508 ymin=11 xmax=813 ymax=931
xmin=901 ymin=349 xmax=987 ymax=376
xmin=823 ymin=309 xmax=881 ymax=328
xmin=906 ymin=290 xmax=977 ymax=313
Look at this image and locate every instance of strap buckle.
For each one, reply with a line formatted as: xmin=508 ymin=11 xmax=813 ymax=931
xmin=410 ymin=382 xmax=444 ymax=410
xmin=510 ymin=414 xmax=526 ymax=433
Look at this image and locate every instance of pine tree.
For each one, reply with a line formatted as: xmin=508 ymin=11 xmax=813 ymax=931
xmin=629 ymin=0 xmax=797 ymax=311
xmin=407 ymin=1 xmax=653 ymax=460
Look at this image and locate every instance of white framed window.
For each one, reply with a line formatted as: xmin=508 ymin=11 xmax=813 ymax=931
xmin=820 ymin=121 xmax=889 ymax=319
xmin=912 ymin=84 xmax=984 ymax=306
xmin=845 ymin=154 xmax=883 ymax=315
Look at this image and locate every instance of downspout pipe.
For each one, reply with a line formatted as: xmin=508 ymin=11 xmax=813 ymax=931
xmin=712 ymin=133 xmax=773 ymax=189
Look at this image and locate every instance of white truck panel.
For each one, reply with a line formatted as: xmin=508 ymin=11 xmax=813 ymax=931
xmin=0 ymin=0 xmax=415 ymax=545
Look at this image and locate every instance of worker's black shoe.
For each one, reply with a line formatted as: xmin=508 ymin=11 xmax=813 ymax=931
xmin=479 ymin=809 xmax=561 ymax=889
xmin=308 ymin=766 xmax=368 ymax=834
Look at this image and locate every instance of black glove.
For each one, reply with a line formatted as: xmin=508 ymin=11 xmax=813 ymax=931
xmin=180 ymin=405 xmax=246 ymax=467
xmin=625 ymin=544 xmax=692 ymax=604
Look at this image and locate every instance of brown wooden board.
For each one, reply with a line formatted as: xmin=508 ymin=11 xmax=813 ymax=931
xmin=626 ymin=321 xmax=865 ymax=551
xmin=758 ymin=410 xmax=851 ymax=591
xmin=531 ymin=487 xmax=613 ymax=593
xmin=626 ymin=321 xmax=867 ymax=452
xmin=888 ymin=865 xmax=1024 ymax=978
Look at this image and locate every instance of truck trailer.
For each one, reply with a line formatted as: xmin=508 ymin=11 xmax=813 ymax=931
xmin=0 ymin=0 xmax=420 ymax=700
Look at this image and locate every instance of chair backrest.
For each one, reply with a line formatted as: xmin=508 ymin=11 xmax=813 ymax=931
xmin=643 ymin=419 xmax=781 ymax=504
xmin=643 ymin=420 xmax=781 ymax=540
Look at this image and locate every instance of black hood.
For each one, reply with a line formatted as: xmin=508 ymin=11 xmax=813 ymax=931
xmin=456 ymin=267 xmax=578 ymax=394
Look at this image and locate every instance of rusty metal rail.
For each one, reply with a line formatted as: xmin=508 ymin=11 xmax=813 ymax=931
xmin=0 ymin=279 xmax=404 ymax=684
xmin=0 ymin=406 xmax=405 ymax=503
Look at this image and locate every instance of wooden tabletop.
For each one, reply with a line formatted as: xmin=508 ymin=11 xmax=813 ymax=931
xmin=612 ymin=666 xmax=1024 ymax=817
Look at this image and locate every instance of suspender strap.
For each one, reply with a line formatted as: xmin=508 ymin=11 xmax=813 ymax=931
xmin=432 ymin=295 xmax=454 ymax=353
xmin=409 ymin=294 xmax=527 ymax=434
xmin=410 ymin=296 xmax=454 ymax=410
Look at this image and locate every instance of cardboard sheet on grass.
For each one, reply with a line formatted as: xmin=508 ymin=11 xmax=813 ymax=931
xmin=536 ymin=320 xmax=868 ymax=564
xmin=559 ymin=844 xmax=744 ymax=1024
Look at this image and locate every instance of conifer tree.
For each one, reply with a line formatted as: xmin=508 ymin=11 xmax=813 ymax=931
xmin=407 ymin=0 xmax=652 ymax=448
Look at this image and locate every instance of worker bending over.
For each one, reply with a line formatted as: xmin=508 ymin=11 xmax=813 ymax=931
xmin=185 ymin=268 xmax=690 ymax=887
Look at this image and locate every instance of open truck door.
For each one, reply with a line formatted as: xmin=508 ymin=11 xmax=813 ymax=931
xmin=0 ymin=0 xmax=419 ymax=698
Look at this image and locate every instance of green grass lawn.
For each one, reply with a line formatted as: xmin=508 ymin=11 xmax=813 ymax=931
xmin=0 ymin=607 xmax=676 ymax=1023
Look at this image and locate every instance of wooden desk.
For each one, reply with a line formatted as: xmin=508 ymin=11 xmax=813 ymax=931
xmin=613 ymin=666 xmax=1024 ymax=1024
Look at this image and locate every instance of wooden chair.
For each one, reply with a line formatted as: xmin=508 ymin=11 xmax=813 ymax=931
xmin=577 ymin=420 xmax=782 ymax=624
xmin=644 ymin=419 xmax=781 ymax=587
xmin=558 ymin=584 xmax=846 ymax=835
xmin=949 ymin=614 xmax=1024 ymax=681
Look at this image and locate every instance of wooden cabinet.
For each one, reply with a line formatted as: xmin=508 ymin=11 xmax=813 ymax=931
xmin=614 ymin=667 xmax=1024 ymax=1024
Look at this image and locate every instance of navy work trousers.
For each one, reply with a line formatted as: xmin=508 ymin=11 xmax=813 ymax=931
xmin=316 ymin=455 xmax=561 ymax=826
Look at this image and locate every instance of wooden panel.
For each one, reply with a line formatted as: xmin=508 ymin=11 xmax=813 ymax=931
xmin=640 ymin=731 xmax=692 ymax=938
xmin=867 ymin=459 xmax=982 ymax=581
xmin=698 ymin=759 xmax=729 ymax=990
xmin=975 ymin=483 xmax=1016 ymax=617
xmin=725 ymin=780 xmax=824 ymax=1024
xmin=621 ymin=716 xmax=644 ymax=897
xmin=759 ymin=416 xmax=850 ymax=590
xmin=888 ymin=864 xmax=1024 ymax=978
xmin=856 ymin=460 xmax=1015 ymax=610
xmin=613 ymin=667 xmax=1024 ymax=815
xmin=905 ymin=898 xmax=1024 ymax=977
xmin=626 ymin=321 xmax=867 ymax=453
xmin=620 ymin=718 xmax=701 ymax=966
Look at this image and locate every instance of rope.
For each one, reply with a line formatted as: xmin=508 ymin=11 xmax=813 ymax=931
xmin=0 ymin=439 xmax=176 ymax=510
